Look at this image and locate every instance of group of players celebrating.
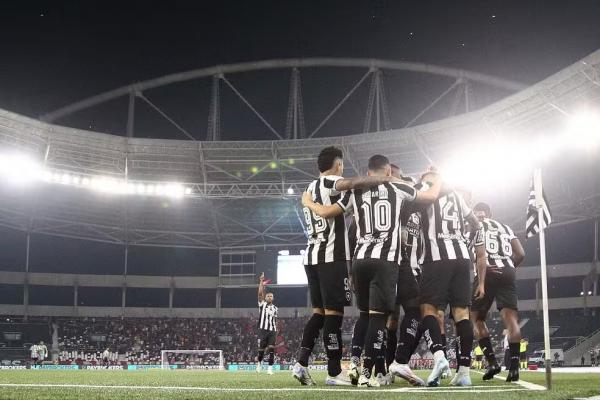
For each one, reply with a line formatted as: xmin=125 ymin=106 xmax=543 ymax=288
xmin=276 ymin=145 xmax=526 ymax=387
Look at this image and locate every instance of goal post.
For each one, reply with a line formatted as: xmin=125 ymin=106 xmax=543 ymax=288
xmin=160 ymin=350 xmax=225 ymax=370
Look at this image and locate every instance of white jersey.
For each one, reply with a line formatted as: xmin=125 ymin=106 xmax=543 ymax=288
xmin=37 ymin=345 xmax=48 ymax=360
xmin=30 ymin=345 xmax=39 ymax=358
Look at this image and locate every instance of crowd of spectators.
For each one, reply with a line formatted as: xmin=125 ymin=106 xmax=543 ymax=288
xmin=56 ymin=316 xmax=354 ymax=365
xmin=1 ymin=315 xmax=513 ymax=367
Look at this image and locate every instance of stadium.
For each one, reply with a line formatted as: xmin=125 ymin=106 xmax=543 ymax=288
xmin=0 ymin=2 xmax=600 ymax=399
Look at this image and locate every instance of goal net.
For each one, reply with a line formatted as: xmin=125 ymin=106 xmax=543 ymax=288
xmin=160 ymin=350 xmax=225 ymax=370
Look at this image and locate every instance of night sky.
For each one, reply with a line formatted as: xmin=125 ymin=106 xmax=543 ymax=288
xmin=1 ymin=0 xmax=600 ymax=140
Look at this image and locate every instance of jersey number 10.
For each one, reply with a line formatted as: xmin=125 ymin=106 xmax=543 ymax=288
xmin=360 ymin=200 xmax=392 ymax=234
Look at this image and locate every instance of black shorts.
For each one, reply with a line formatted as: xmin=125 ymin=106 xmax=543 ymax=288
xmin=305 ymin=261 xmax=351 ymax=310
xmin=395 ymin=260 xmax=421 ymax=306
xmin=520 ymin=352 xmax=527 ymax=361
xmin=420 ymin=258 xmax=472 ymax=308
xmin=352 ymin=258 xmax=398 ymax=313
xmin=258 ymin=329 xmax=277 ymax=348
xmin=471 ymin=266 xmax=518 ymax=314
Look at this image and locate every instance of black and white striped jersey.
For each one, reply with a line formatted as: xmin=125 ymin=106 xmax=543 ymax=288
xmin=474 ymin=218 xmax=517 ymax=269
xmin=302 ymin=176 xmax=351 ymax=266
xmin=419 ymin=190 xmax=473 ymax=264
xmin=258 ymin=301 xmax=278 ymax=331
xmin=400 ymin=182 xmax=428 ymax=275
xmin=402 ymin=211 xmax=423 ymax=275
xmin=338 ymin=182 xmax=416 ymax=264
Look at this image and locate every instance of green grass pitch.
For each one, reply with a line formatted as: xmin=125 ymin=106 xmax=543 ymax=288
xmin=0 ymin=369 xmax=598 ymax=400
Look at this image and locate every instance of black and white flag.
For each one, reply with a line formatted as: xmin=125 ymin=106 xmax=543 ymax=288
xmin=526 ymin=179 xmax=552 ymax=238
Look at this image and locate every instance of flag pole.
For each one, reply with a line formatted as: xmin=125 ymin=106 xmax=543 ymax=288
xmin=534 ymin=168 xmax=552 ymax=390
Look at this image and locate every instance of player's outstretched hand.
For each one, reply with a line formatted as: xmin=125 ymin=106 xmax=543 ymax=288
xmin=259 ymin=272 xmax=265 ymax=282
xmin=474 ymin=283 xmax=485 ymax=300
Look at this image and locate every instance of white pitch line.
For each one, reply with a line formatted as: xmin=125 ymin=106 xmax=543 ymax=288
xmin=0 ymin=383 xmax=529 ymax=394
xmin=473 ymin=371 xmax=546 ymax=391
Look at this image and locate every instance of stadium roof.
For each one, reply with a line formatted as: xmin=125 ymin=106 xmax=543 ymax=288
xmin=1 ymin=51 xmax=600 ymax=248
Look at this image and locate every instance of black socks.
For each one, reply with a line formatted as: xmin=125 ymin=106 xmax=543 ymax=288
xmin=385 ymin=327 xmax=397 ymax=368
xmin=323 ymin=314 xmax=344 ymax=377
xmin=297 ymin=313 xmax=324 ymax=367
xmin=268 ymin=350 xmax=275 ymax=366
xmin=363 ymin=313 xmax=386 ymax=379
xmin=351 ymin=312 xmax=369 ymax=366
xmin=509 ymin=342 xmax=520 ymax=371
xmin=395 ymin=307 xmax=420 ymax=364
xmin=455 ymin=319 xmax=474 ymax=367
xmin=441 ymin=333 xmax=448 ymax=358
xmin=421 ymin=315 xmax=444 ymax=354
xmin=479 ymin=336 xmax=497 ymax=364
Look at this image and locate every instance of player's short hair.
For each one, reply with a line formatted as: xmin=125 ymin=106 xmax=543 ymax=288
xmin=368 ymin=154 xmax=390 ymax=171
xmin=317 ymin=146 xmax=343 ymax=173
xmin=390 ymin=163 xmax=401 ymax=171
xmin=474 ymin=202 xmax=492 ymax=216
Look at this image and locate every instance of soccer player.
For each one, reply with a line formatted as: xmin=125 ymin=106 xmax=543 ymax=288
xmin=418 ymin=172 xmax=486 ymax=387
xmin=303 ymin=155 xmax=442 ymax=387
xmin=470 ymin=202 xmax=525 ymax=382
xmin=257 ymin=272 xmax=278 ymax=375
xmin=293 ymin=146 xmax=403 ymax=386
xmin=37 ymin=341 xmax=48 ymax=366
xmin=386 ymin=166 xmax=427 ymax=386
xmin=102 ymin=347 xmax=111 ymax=368
xmin=29 ymin=343 xmax=39 ymax=368
xmin=473 ymin=345 xmax=484 ymax=370
xmin=520 ymin=338 xmax=528 ymax=370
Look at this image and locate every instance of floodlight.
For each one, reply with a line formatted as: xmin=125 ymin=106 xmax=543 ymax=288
xmin=184 ymin=187 xmax=192 ymax=195
xmin=287 ymin=187 xmax=295 ymax=195
xmin=61 ymin=174 xmax=72 ymax=184
xmin=0 ymin=153 xmax=42 ymax=185
xmin=566 ymin=111 xmax=600 ymax=149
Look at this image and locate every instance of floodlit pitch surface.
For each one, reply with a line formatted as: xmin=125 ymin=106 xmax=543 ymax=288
xmin=0 ymin=370 xmax=598 ymax=400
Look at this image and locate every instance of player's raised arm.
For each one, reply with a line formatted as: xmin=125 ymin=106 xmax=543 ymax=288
xmin=258 ymin=272 xmax=266 ymax=303
xmin=412 ymin=170 xmax=443 ymax=203
xmin=333 ymin=175 xmax=398 ymax=192
xmin=302 ymin=190 xmax=344 ymax=219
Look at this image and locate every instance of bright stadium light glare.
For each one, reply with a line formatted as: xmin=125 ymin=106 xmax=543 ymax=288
xmin=0 ymin=153 xmax=42 ymax=185
xmin=165 ymin=184 xmax=185 ymax=199
xmin=61 ymin=173 xmax=72 ymax=185
xmin=184 ymin=187 xmax=192 ymax=195
xmin=565 ymin=110 xmax=600 ymax=149
xmin=82 ymin=177 xmax=90 ymax=186
xmin=146 ymin=185 xmax=156 ymax=195
xmin=136 ymin=183 xmax=146 ymax=195
xmin=287 ymin=187 xmax=295 ymax=195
